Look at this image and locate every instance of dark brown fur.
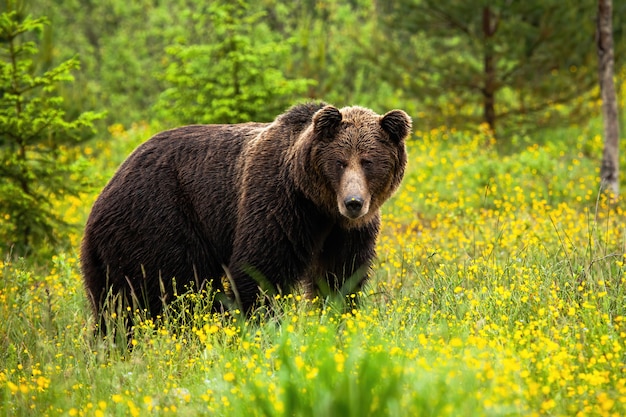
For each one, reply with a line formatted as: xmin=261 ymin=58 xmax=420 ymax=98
xmin=81 ymin=102 xmax=411 ymax=326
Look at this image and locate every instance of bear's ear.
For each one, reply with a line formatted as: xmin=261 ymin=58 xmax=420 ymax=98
xmin=380 ymin=110 xmax=412 ymax=144
xmin=313 ymin=105 xmax=342 ymax=139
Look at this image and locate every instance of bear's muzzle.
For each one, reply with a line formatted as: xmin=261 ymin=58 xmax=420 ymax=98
xmin=338 ymin=166 xmax=370 ymax=220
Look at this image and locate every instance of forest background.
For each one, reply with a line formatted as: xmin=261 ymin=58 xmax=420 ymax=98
xmin=2 ymin=0 xmax=625 ymax=252
xmin=3 ymin=0 xmax=626 ymax=416
xmin=41 ymin=0 xmax=626 ymax=133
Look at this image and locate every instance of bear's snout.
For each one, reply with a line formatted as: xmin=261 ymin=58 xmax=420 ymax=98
xmin=338 ymin=166 xmax=370 ymax=220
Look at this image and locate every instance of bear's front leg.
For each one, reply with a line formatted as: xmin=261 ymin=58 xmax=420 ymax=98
xmin=314 ymin=218 xmax=380 ymax=304
xmin=228 ymin=227 xmax=311 ymax=314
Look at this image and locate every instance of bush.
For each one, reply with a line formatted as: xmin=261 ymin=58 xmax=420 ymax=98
xmin=155 ymin=0 xmax=311 ymax=125
xmin=0 ymin=10 xmax=103 ymax=254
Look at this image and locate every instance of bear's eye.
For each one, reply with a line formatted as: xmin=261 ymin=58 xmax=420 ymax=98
xmin=361 ymin=159 xmax=373 ymax=168
xmin=336 ymin=160 xmax=347 ymax=169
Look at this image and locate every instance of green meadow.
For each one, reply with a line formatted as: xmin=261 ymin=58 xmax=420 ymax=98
xmin=2 ymin=114 xmax=626 ymax=416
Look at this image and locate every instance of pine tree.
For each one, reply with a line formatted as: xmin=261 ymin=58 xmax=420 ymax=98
xmin=155 ymin=0 xmax=311 ymax=125
xmin=0 ymin=10 xmax=103 ymax=254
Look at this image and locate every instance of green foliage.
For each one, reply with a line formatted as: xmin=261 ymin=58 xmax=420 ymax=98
xmin=377 ymin=0 xmax=601 ymax=135
xmin=0 ymin=10 xmax=103 ymax=254
xmin=155 ymin=0 xmax=311 ymax=125
xmin=39 ymin=0 xmax=626 ymax=135
xmin=277 ymin=0 xmax=400 ymax=113
xmin=40 ymin=0 xmax=182 ymax=126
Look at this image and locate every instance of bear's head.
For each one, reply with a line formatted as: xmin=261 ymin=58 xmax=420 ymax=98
xmin=295 ymin=105 xmax=411 ymax=228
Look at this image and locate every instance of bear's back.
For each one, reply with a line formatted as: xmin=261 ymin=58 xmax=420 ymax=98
xmin=85 ymin=122 xmax=269 ymax=257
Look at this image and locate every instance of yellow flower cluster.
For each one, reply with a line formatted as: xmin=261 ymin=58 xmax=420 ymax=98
xmin=372 ymin=125 xmax=626 ymax=415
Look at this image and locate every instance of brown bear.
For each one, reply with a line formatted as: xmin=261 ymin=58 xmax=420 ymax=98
xmin=81 ymin=102 xmax=411 ymax=328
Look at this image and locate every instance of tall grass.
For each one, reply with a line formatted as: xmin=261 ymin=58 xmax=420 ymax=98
xmin=2 ymin=120 xmax=626 ymax=416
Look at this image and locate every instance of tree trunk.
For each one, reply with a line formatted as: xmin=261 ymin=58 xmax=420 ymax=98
xmin=482 ymin=6 xmax=498 ymax=133
xmin=597 ymin=0 xmax=620 ymax=198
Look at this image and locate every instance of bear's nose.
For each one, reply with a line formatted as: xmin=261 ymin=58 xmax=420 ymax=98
xmin=344 ymin=196 xmax=364 ymax=217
